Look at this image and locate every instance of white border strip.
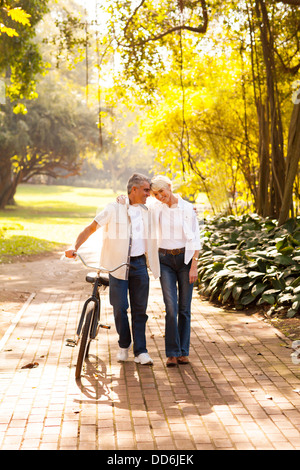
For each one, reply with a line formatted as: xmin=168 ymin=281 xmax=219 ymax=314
xmin=0 ymin=292 xmax=36 ymax=352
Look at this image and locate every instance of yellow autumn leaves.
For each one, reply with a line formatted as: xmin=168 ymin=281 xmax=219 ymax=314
xmin=0 ymin=5 xmax=31 ymax=37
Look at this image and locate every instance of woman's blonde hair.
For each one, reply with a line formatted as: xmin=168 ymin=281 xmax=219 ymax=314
xmin=150 ymin=175 xmax=172 ymax=191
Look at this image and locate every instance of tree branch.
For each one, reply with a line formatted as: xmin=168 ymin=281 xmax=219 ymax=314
xmin=274 ymin=47 xmax=300 ymax=75
xmin=274 ymin=0 xmax=300 ymax=5
xmin=123 ymin=0 xmax=208 ymax=46
xmin=123 ymin=0 xmax=147 ymax=38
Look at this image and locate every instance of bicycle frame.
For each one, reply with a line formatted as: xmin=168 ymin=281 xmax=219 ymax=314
xmin=67 ymin=252 xmax=132 ymax=379
xmin=73 ymin=252 xmax=129 ymax=342
xmin=76 ymin=276 xmax=101 ymax=341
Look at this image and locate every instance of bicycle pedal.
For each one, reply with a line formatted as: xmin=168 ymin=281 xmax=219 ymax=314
xmin=99 ymin=324 xmax=111 ymax=329
xmin=66 ymin=338 xmax=77 ymax=347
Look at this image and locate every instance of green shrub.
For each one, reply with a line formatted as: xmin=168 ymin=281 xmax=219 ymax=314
xmin=197 ymin=214 xmax=300 ymax=318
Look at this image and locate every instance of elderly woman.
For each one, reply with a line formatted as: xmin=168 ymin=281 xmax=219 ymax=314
xmin=150 ymin=176 xmax=201 ymax=367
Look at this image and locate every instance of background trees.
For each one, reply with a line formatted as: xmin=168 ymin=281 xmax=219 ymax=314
xmin=0 ymin=77 xmax=100 ymax=208
xmin=104 ymin=0 xmax=300 ymax=222
xmin=0 ymin=0 xmax=50 ymax=207
xmin=0 ymin=0 xmax=155 ymax=208
xmin=1 ymin=0 xmax=299 ymax=221
xmin=0 ymin=0 xmax=49 ymax=106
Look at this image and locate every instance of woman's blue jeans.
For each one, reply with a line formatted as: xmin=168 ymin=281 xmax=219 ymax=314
xmin=109 ymin=255 xmax=149 ymax=357
xmin=159 ymin=251 xmax=194 ymax=358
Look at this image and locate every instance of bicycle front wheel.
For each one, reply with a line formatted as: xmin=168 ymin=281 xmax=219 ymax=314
xmin=75 ymin=307 xmax=94 ymax=379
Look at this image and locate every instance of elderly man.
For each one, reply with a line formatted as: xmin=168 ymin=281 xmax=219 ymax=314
xmin=65 ymin=173 xmax=159 ymax=365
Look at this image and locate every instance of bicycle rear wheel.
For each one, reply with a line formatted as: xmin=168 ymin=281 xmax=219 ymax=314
xmin=75 ymin=307 xmax=94 ymax=379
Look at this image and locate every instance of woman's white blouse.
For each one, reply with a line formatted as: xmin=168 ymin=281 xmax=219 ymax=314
xmin=159 ymin=203 xmax=187 ymax=249
xmin=148 ymin=195 xmax=202 ymax=265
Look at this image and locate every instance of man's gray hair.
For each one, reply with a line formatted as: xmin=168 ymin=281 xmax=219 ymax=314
xmin=127 ymin=173 xmax=151 ymax=194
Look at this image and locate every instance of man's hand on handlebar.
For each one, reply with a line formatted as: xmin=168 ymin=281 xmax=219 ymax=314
xmin=65 ymin=249 xmax=77 ymax=258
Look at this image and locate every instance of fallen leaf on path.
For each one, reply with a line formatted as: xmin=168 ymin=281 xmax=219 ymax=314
xmin=21 ymin=362 xmax=39 ymax=369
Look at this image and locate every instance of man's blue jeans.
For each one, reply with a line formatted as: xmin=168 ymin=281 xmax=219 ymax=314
xmin=109 ymin=255 xmax=149 ymax=357
xmin=159 ymin=251 xmax=194 ymax=358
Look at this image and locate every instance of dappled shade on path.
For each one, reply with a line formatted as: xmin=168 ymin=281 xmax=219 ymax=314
xmin=0 ymin=254 xmax=299 ymax=450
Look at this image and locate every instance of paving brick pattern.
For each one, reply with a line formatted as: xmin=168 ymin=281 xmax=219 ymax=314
xmin=0 ymin=275 xmax=300 ymax=450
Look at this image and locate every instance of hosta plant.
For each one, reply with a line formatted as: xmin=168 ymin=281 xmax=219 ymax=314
xmin=197 ymin=214 xmax=300 ymax=318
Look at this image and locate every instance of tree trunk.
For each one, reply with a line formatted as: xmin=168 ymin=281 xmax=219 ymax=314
xmin=255 ymin=0 xmax=286 ymax=218
xmin=0 ymin=160 xmax=13 ymax=209
xmin=257 ymin=100 xmax=270 ymax=217
xmin=278 ymin=102 xmax=300 ymax=225
xmin=0 ymin=171 xmax=22 ymax=209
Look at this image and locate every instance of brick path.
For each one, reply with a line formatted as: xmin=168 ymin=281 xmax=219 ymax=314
xmin=0 ymin=260 xmax=300 ymax=451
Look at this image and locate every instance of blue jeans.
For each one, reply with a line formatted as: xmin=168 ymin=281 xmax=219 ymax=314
xmin=109 ymin=255 xmax=149 ymax=356
xmin=159 ymin=251 xmax=194 ymax=357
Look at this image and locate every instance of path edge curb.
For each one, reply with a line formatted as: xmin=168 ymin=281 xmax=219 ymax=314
xmin=0 ymin=292 xmax=36 ymax=352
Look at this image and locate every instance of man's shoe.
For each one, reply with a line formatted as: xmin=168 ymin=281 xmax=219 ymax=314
xmin=134 ymin=353 xmax=153 ymax=365
xmin=117 ymin=344 xmax=131 ymax=362
xmin=177 ymin=356 xmax=189 ymax=364
xmin=166 ymin=356 xmax=178 ymax=367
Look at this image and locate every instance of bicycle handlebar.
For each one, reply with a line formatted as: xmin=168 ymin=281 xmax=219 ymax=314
xmin=73 ymin=252 xmax=130 ymax=273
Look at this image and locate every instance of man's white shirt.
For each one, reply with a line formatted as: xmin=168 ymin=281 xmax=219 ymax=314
xmin=127 ymin=204 xmax=146 ymax=257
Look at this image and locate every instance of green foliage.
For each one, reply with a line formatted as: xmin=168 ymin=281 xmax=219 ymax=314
xmin=0 ymin=0 xmax=50 ymax=104
xmin=197 ymin=214 xmax=300 ymax=318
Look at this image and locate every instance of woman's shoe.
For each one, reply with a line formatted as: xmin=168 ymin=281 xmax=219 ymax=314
xmin=177 ymin=356 xmax=189 ymax=364
xmin=166 ymin=356 xmax=178 ymax=367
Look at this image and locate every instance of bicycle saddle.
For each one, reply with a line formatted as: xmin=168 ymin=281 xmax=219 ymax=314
xmin=85 ymin=272 xmax=109 ymax=286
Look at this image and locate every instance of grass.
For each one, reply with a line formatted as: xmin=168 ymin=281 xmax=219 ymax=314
xmin=0 ymin=184 xmax=118 ymax=263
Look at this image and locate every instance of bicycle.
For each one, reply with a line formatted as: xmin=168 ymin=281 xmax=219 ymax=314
xmin=66 ymin=252 xmax=129 ymax=379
